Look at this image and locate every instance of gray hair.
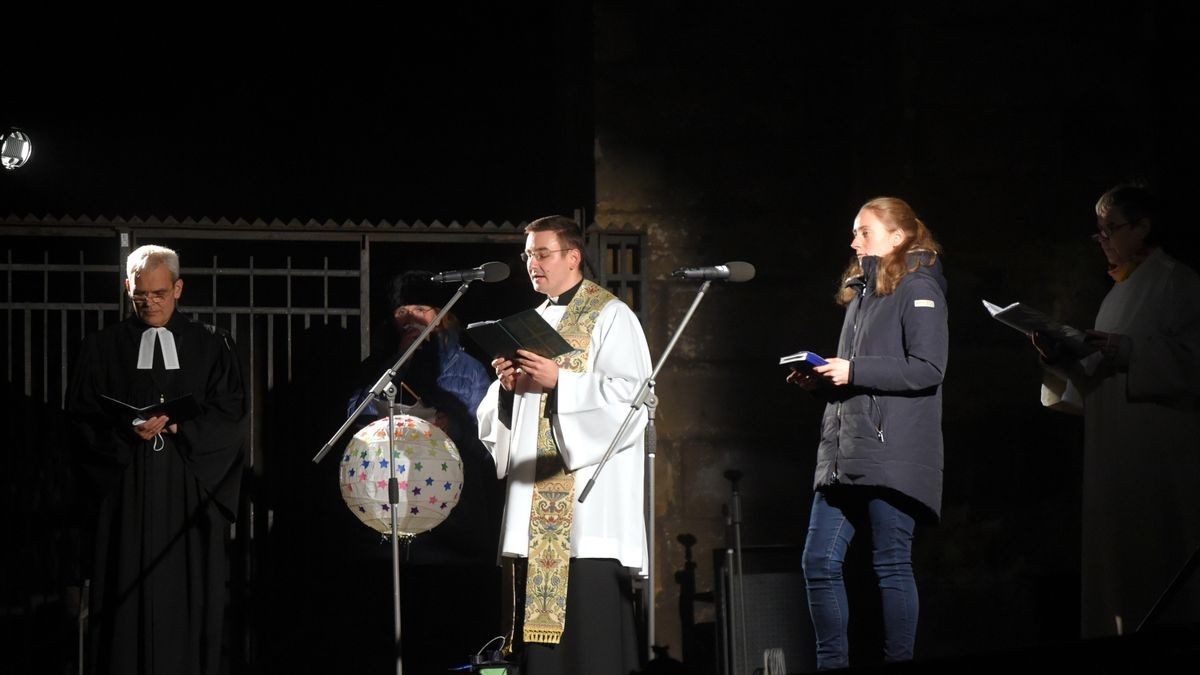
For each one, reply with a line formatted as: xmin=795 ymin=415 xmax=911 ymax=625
xmin=126 ymin=244 xmax=180 ymax=287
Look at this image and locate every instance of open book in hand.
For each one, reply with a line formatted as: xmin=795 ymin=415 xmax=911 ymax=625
xmin=981 ymin=300 xmax=1095 ymax=354
xmin=466 ymin=308 xmax=576 ymax=361
xmin=779 ymin=350 xmax=829 ymax=369
xmin=99 ymin=393 xmax=201 ymax=425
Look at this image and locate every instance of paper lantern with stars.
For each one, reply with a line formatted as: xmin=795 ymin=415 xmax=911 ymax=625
xmin=340 ymin=414 xmax=464 ymax=535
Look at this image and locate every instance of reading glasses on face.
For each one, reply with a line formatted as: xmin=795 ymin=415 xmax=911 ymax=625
xmin=131 ymin=290 xmax=172 ymax=304
xmin=1092 ymin=221 xmax=1135 ymax=241
xmin=520 ymin=248 xmax=574 ymax=263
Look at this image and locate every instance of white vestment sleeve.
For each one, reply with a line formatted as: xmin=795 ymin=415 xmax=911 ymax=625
xmin=476 ymin=379 xmax=513 ymax=479
xmin=552 ymin=301 xmax=653 ymax=471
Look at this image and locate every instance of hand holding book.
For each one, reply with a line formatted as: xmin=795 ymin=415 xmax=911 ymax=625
xmin=100 ymin=393 xmax=200 ymax=426
xmin=983 ymin=299 xmax=1098 ymax=360
xmin=781 ymin=350 xmax=830 ymax=390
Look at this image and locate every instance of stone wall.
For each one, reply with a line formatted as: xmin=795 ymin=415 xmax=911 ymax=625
xmin=594 ymin=2 xmax=1199 ymax=666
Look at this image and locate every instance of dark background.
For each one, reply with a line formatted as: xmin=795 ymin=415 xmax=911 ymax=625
xmin=5 ymin=2 xmax=1200 ymax=672
xmin=1 ymin=5 xmax=594 ymax=223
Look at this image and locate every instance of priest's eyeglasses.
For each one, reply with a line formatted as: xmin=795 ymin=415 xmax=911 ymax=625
xmin=1092 ymin=221 xmax=1135 ymax=242
xmin=131 ymin=290 xmax=172 ymax=304
xmin=520 ymin=248 xmax=573 ymax=263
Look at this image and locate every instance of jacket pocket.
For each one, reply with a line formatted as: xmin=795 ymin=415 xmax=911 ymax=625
xmin=842 ymin=396 xmax=884 ymax=445
xmin=868 ymin=395 xmax=886 ymax=444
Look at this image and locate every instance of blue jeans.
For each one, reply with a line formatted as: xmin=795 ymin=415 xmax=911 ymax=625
xmin=801 ymin=488 xmax=918 ymax=670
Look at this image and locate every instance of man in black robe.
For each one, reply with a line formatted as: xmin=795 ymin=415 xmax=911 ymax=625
xmin=67 ymin=244 xmax=247 ymax=675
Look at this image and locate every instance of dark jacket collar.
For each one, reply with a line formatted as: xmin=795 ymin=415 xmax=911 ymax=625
xmin=850 ymin=250 xmax=945 ymax=295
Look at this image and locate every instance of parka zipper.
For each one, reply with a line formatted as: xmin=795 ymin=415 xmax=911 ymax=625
xmin=869 ymin=394 xmax=885 ymax=443
xmin=832 ymin=281 xmax=870 ymax=484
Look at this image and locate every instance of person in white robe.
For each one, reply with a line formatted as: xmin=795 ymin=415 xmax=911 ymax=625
xmin=477 ymin=215 xmax=651 ymax=675
xmin=1038 ymin=184 xmax=1200 ymax=637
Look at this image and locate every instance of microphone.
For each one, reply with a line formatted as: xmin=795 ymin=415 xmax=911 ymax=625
xmin=430 ymin=261 xmax=510 ymax=284
xmin=670 ymin=261 xmax=755 ymax=282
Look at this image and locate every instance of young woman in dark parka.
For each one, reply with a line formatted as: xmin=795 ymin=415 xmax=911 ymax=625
xmin=788 ymin=196 xmax=948 ymax=669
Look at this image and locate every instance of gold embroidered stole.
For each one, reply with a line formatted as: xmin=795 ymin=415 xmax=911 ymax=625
xmin=522 ymin=279 xmax=616 ymax=645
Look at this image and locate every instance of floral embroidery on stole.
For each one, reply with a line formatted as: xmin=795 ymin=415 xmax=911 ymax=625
xmin=522 ymin=279 xmax=616 ymax=644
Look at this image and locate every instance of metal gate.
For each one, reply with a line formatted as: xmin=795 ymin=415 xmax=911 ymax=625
xmin=0 ymin=214 xmax=645 ymax=672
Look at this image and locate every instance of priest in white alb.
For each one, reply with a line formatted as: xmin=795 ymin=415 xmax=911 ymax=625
xmin=477 ymin=215 xmax=651 ymax=675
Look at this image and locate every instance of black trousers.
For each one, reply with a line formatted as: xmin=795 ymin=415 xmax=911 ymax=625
xmin=513 ymin=557 xmax=642 ymax=675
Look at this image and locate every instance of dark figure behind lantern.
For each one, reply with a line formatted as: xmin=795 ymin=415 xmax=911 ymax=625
xmin=343 ymin=269 xmax=504 ymax=672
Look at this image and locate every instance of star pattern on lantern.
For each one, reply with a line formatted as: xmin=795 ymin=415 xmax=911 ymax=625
xmin=341 ymin=415 xmax=464 ymax=538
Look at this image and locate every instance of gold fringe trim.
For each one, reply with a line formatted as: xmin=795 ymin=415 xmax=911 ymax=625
xmin=523 ymin=628 xmax=565 ymax=645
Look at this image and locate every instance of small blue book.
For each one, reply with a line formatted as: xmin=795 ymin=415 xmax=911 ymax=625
xmin=779 ymin=350 xmax=828 ymax=368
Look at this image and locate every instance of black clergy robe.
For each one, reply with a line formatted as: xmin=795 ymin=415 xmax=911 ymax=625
xmin=67 ymin=313 xmax=247 ymax=675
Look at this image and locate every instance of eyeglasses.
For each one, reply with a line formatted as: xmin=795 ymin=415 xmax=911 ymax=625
xmin=520 ymin=248 xmax=574 ymax=263
xmin=1092 ymin=221 xmax=1136 ymax=242
xmin=395 ymin=305 xmax=435 ymax=317
xmin=131 ymin=290 xmax=173 ymax=304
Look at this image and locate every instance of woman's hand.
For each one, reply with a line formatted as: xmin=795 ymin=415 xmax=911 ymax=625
xmin=786 ymin=367 xmax=820 ymax=390
xmin=813 ymin=358 xmax=852 ymax=386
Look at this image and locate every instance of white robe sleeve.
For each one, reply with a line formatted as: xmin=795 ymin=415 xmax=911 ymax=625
xmin=476 ymin=379 xmax=514 ymax=479
xmin=552 ymin=300 xmax=653 ymax=471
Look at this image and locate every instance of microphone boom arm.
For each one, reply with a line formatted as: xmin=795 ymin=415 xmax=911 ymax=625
xmin=579 ymin=279 xmax=713 ymax=502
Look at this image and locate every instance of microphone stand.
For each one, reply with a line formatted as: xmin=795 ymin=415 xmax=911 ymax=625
xmin=724 ymin=469 xmax=749 ymax=675
xmin=383 ymin=383 xmax=404 ymax=675
xmin=578 ymin=278 xmax=714 ymax=663
xmin=643 ymin=384 xmax=658 ymax=663
xmin=312 ymin=279 xmax=476 ymax=675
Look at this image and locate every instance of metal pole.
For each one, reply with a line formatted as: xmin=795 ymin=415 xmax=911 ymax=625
xmin=644 ymin=387 xmax=658 ymax=661
xmin=385 ymin=383 xmax=404 ymax=675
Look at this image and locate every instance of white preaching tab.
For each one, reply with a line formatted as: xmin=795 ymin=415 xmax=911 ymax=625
xmin=914 ymin=299 xmax=936 ymax=308
xmin=137 ymin=327 xmax=181 ymax=370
